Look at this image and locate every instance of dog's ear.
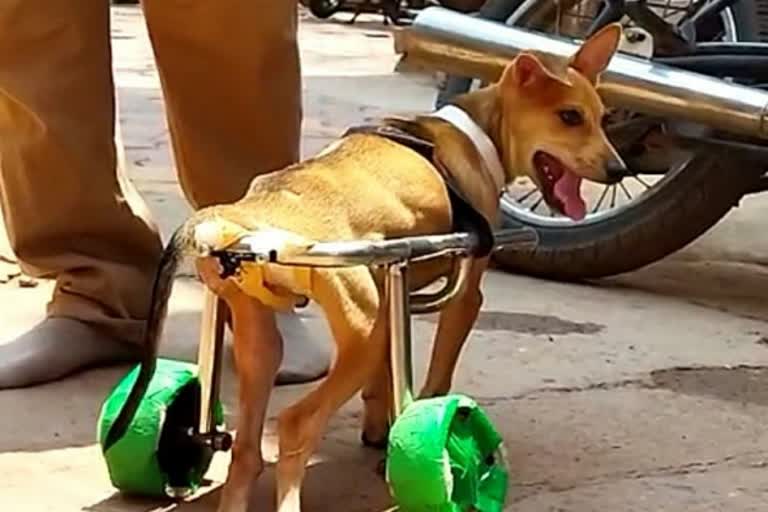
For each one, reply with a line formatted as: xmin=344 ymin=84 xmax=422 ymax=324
xmin=501 ymin=53 xmax=569 ymax=90
xmin=569 ymin=23 xmax=622 ymax=83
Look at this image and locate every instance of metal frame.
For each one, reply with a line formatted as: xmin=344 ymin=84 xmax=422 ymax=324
xmin=197 ymin=289 xmax=226 ymax=436
xmin=193 ymin=227 xmax=538 ymax=438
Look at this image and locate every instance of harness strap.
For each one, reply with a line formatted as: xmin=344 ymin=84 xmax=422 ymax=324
xmin=428 ymin=105 xmax=506 ymax=194
xmin=343 ymin=123 xmax=495 ymax=258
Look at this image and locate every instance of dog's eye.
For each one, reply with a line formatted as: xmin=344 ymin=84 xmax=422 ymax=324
xmin=558 ymin=109 xmax=584 ymax=127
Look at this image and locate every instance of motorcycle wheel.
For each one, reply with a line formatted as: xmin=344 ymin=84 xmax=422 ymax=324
xmin=436 ymin=0 xmax=766 ymax=280
xmin=309 ymin=0 xmax=342 ymax=18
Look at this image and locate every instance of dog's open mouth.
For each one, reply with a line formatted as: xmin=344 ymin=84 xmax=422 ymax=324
xmin=532 ymin=151 xmax=586 ymax=221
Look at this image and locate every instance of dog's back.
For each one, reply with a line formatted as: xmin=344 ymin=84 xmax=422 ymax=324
xmin=210 ymin=133 xmax=455 ymax=244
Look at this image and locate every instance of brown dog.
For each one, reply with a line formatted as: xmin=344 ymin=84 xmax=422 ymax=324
xmin=104 ymin=23 xmax=625 ymax=512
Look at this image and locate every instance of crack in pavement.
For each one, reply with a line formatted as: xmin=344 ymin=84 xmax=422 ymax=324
xmin=476 ymin=378 xmax=655 ymax=404
xmin=508 ymin=451 xmax=768 ymax=502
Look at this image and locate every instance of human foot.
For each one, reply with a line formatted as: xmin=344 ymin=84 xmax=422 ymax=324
xmin=0 ymin=317 xmax=140 ymax=390
xmin=273 ymin=311 xmax=332 ymax=385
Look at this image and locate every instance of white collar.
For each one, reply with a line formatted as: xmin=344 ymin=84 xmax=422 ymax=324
xmin=428 ymin=105 xmax=506 ymax=194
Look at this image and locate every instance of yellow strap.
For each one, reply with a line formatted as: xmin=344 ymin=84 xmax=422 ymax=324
xmin=234 ymin=262 xmax=311 ymax=312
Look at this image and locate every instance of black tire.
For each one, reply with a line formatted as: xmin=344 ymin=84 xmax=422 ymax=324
xmin=309 ymin=0 xmax=341 ymax=18
xmin=729 ymin=0 xmax=767 ymax=41
xmin=435 ymin=0 xmax=766 ymax=279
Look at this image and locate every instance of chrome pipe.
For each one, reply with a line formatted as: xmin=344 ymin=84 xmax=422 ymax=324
xmin=388 ymin=261 xmax=414 ymax=418
xmin=394 ymin=7 xmax=768 ymax=139
xmin=227 ymin=227 xmax=538 ymax=269
xmin=231 ymin=232 xmax=477 ymax=267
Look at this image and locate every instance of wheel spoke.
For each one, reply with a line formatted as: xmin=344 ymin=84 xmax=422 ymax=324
xmin=619 ymin=181 xmax=633 ymax=200
xmin=530 ymin=194 xmax=545 ymax=212
xmin=632 ymin=175 xmax=652 ymax=189
xmin=610 ymin=185 xmax=618 ymax=208
xmin=592 ymin=185 xmax=610 ymax=213
xmin=516 ymin=187 xmax=539 ymax=203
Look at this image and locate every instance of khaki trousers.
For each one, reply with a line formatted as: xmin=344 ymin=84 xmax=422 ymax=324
xmin=0 ymin=1 xmax=302 ymax=344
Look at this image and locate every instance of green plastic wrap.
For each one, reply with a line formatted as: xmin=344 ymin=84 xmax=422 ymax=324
xmin=386 ymin=394 xmax=508 ymax=512
xmin=97 ymin=358 xmax=225 ymax=497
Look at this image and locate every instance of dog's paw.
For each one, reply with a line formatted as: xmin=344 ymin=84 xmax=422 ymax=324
xmin=361 ymin=413 xmax=390 ymax=450
xmin=361 ymin=431 xmax=389 ymax=450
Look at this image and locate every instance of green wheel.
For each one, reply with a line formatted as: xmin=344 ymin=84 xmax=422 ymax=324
xmin=385 ymin=394 xmax=509 ymax=512
xmin=97 ymin=358 xmax=226 ymax=497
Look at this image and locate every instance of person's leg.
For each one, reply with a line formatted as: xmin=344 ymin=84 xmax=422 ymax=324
xmin=141 ymin=0 xmax=330 ymax=383
xmin=0 ymin=1 xmax=163 ymax=389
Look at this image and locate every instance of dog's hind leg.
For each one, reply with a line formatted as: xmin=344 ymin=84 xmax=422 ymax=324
xmin=275 ymin=267 xmax=387 ymax=512
xmin=419 ymin=258 xmax=488 ymax=399
xmin=197 ymin=259 xmax=284 ymax=512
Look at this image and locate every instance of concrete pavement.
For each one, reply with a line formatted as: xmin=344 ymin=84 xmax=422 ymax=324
xmin=1 ymin=5 xmax=767 ymax=511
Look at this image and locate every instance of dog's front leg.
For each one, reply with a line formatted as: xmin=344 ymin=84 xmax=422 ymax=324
xmin=197 ymin=260 xmax=284 ymax=512
xmin=361 ymin=343 xmax=392 ymax=449
xmin=420 ymin=258 xmax=488 ymax=398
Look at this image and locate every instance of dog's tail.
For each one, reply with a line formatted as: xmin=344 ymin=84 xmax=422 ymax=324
xmin=101 ymin=215 xmax=201 ymax=452
xmin=101 ymin=212 xmax=313 ymax=451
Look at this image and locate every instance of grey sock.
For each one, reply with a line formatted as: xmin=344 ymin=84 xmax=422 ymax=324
xmin=274 ymin=311 xmax=332 ymax=385
xmin=0 ymin=317 xmax=139 ymax=390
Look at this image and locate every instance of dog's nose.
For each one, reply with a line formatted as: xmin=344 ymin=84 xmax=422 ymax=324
xmin=605 ymin=154 xmax=629 ymax=183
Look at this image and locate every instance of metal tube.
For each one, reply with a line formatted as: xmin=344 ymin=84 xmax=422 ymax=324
xmin=394 ymin=6 xmax=768 ymax=139
xmin=227 ymin=227 xmax=538 ymax=269
xmin=388 ymin=262 xmax=414 ymax=418
xmin=410 ymin=256 xmax=472 ymax=314
xmin=231 ymin=232 xmax=477 ymax=267
xmin=197 ymin=289 xmax=225 ymax=434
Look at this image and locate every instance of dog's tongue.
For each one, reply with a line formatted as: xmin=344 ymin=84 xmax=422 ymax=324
xmin=553 ymin=171 xmax=586 ymax=221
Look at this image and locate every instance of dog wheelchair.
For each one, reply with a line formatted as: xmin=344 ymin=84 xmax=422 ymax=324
xmin=97 ymin=226 xmax=537 ymax=511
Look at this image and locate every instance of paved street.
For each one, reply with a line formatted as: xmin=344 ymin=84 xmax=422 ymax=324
xmin=1 ymin=5 xmax=767 ymax=511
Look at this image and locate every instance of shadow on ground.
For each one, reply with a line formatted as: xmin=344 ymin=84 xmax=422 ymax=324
xmin=651 ymin=364 xmax=768 ymax=406
xmin=85 ymin=444 xmax=391 ymax=512
xmin=602 ymin=257 xmax=768 ymax=323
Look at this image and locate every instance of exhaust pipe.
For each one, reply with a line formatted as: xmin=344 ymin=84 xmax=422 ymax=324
xmin=394 ymin=7 xmax=768 ymax=140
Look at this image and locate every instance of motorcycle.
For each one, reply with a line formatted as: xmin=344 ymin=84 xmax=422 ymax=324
xmin=396 ymin=0 xmax=768 ymax=280
xmin=302 ymin=0 xmax=484 ymax=24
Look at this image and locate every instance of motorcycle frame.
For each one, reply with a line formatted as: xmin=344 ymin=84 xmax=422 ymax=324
xmin=464 ymin=0 xmax=768 ymax=84
xmin=319 ymin=0 xmax=430 ymax=25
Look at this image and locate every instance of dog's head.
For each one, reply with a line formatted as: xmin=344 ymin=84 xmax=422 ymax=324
xmin=496 ymin=23 xmax=625 ymax=221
